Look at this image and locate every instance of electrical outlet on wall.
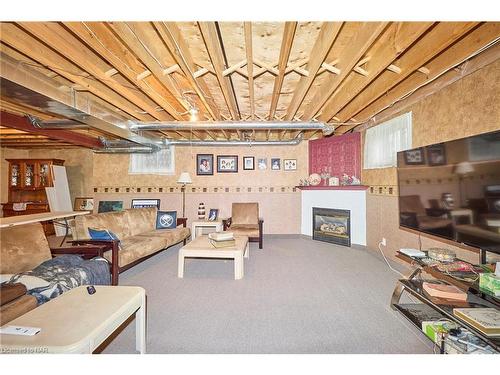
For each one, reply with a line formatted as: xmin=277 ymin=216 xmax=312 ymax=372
xmin=381 ymin=238 xmax=387 ymax=246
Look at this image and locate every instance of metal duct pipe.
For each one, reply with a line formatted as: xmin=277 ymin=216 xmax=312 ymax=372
xmin=130 ymin=121 xmax=334 ymax=135
xmin=164 ymin=133 xmax=304 ymax=147
xmin=96 ymin=133 xmax=304 ymax=153
xmin=94 ymin=146 xmax=155 ymax=154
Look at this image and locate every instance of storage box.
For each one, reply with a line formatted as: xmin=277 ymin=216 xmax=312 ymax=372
xmin=479 ymin=273 xmax=500 ymax=297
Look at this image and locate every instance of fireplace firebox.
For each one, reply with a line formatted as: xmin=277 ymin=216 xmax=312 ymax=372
xmin=312 ymin=207 xmax=351 ymax=247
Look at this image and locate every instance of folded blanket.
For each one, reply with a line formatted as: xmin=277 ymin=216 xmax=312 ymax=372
xmin=3 ymin=255 xmax=110 ymax=304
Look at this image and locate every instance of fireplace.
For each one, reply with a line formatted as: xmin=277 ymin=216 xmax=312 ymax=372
xmin=312 ymin=207 xmax=351 ymax=247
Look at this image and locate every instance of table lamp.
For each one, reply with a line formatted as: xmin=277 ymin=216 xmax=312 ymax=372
xmin=177 ymin=172 xmax=192 ymax=217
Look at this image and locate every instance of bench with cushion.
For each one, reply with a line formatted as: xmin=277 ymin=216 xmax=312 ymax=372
xmin=72 ymin=207 xmax=190 ymax=285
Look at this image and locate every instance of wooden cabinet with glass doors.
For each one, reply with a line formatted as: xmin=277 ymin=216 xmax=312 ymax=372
xmin=2 ymin=159 xmax=65 ymax=233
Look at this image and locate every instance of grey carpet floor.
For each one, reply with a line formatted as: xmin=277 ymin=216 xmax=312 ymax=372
xmin=102 ymin=237 xmax=433 ymax=354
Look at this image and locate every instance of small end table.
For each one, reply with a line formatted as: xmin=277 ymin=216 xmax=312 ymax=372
xmin=191 ymin=220 xmax=223 ymax=240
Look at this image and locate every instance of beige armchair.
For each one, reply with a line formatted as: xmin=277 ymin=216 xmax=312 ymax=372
xmin=222 ymin=203 xmax=264 ymax=249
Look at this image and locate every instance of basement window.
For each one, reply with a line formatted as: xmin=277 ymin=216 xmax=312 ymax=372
xmin=363 ymin=112 xmax=412 ymax=169
xmin=128 ymin=147 xmax=175 ymax=175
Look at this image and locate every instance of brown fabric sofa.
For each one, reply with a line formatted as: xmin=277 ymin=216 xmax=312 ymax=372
xmin=72 ymin=207 xmax=190 ymax=285
xmin=0 ymin=283 xmax=37 ymax=326
xmin=1 ymin=222 xmax=106 ymax=324
xmin=223 ymin=203 xmax=263 ymax=249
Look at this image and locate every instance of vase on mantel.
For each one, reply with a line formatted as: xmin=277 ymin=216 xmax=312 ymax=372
xmin=198 ymin=203 xmax=206 ymax=220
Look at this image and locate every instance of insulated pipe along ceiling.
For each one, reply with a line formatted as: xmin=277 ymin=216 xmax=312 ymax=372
xmin=129 ymin=121 xmax=335 ymax=135
xmin=96 ymin=134 xmax=305 ymax=153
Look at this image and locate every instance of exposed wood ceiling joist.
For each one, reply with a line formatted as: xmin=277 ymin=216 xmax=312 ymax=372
xmin=198 ymin=22 xmax=241 ymax=120
xmin=0 ymin=21 xmax=497 ymax=146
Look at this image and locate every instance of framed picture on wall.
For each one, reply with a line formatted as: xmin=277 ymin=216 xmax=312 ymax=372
xmin=74 ymin=197 xmax=94 ymax=211
xmin=284 ymin=159 xmax=297 ymax=171
xmin=271 ymin=158 xmax=281 ymax=170
xmin=131 ymin=199 xmax=161 ymax=209
xmin=257 ymin=158 xmax=267 ymax=170
xmin=404 ymin=148 xmax=425 ymax=165
xmin=427 ymin=144 xmax=446 ymax=166
xmin=98 ymin=200 xmax=123 ymax=213
xmin=243 ymin=156 xmax=255 ymax=170
xmin=196 ymin=154 xmax=214 ymax=175
xmin=217 ymin=155 xmax=238 ymax=173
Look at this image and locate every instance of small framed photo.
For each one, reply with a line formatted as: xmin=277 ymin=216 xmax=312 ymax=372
xmin=284 ymin=159 xmax=297 ymax=171
xmin=427 ymin=144 xmax=446 ymax=166
xmin=404 ymin=148 xmax=425 ymax=165
xmin=98 ymin=200 xmax=123 ymax=213
xmin=243 ymin=156 xmax=255 ymax=170
xmin=257 ymin=158 xmax=267 ymax=170
xmin=74 ymin=197 xmax=94 ymax=211
xmin=271 ymin=158 xmax=281 ymax=170
xmin=197 ymin=154 xmax=214 ymax=175
xmin=217 ymin=155 xmax=238 ymax=173
xmin=208 ymin=209 xmax=219 ymax=221
xmin=131 ymin=199 xmax=161 ymax=209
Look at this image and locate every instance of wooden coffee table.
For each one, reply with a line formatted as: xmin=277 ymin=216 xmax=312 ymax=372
xmin=0 ymin=286 xmax=146 ymax=354
xmin=178 ymin=235 xmax=249 ymax=280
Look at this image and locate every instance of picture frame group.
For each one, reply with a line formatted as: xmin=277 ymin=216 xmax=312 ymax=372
xmin=196 ymin=154 xmax=297 ymax=174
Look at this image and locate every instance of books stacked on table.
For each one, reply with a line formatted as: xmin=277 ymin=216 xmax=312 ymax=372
xmin=422 ymin=282 xmax=468 ymax=302
xmin=208 ymin=232 xmax=235 ymax=248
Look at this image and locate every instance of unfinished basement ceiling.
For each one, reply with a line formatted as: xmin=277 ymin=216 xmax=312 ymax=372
xmin=0 ymin=21 xmax=499 ymax=148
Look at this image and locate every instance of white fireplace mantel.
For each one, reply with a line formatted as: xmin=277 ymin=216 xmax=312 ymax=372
xmin=300 ymin=187 xmax=367 ymax=246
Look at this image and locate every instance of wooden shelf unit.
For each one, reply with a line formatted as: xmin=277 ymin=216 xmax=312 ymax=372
xmin=2 ymin=159 xmax=65 ymax=234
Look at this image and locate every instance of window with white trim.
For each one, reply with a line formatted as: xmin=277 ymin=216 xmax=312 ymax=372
xmin=363 ymin=112 xmax=412 ymax=169
xmin=128 ymin=147 xmax=175 ymax=175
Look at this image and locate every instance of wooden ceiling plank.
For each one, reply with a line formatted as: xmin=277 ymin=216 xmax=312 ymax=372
xmin=18 ymin=22 xmax=170 ymax=122
xmin=335 ymin=21 xmax=480 ymax=123
xmin=153 ymin=22 xmax=221 ymax=121
xmin=63 ymin=22 xmax=185 ymax=121
xmin=285 ymin=22 xmax=344 ymax=121
xmin=345 ymin=23 xmax=500 ymax=130
xmin=1 ymin=24 xmax=150 ymax=122
xmin=269 ymin=22 xmax=298 ymax=120
xmin=0 ymin=111 xmax=102 ymax=148
xmin=244 ymin=22 xmax=255 ymax=120
xmin=106 ymin=22 xmax=193 ymax=117
xmin=302 ymin=22 xmax=389 ymax=120
xmin=198 ymin=22 xmax=241 ymax=120
xmin=318 ymin=22 xmax=435 ymax=122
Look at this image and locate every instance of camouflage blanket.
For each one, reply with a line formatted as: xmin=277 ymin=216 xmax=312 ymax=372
xmin=3 ymin=255 xmax=110 ymax=304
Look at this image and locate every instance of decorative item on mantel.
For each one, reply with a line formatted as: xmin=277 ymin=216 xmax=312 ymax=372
xmin=198 ymin=203 xmax=206 ymax=220
xmin=328 ymin=176 xmax=340 ymax=186
xmin=308 ymin=173 xmax=321 ymax=186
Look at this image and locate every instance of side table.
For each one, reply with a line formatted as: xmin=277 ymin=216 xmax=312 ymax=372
xmin=191 ymin=220 xmax=223 ymax=240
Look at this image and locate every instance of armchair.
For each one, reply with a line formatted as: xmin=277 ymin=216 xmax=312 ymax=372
xmin=222 ymin=202 xmax=264 ymax=249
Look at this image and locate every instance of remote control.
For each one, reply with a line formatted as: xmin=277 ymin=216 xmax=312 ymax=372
xmin=0 ymin=325 xmax=41 ymax=336
xmin=87 ymin=285 xmax=96 ymax=295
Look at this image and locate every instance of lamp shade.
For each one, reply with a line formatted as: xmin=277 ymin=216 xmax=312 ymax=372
xmin=454 ymin=162 xmax=475 ymax=175
xmin=177 ymin=172 xmax=192 ymax=184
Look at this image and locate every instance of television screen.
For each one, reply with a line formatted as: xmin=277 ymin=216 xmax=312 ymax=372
xmin=397 ymin=130 xmax=500 ymax=254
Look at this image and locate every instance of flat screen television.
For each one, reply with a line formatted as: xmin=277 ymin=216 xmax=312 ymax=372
xmin=397 ymin=130 xmax=500 ymax=255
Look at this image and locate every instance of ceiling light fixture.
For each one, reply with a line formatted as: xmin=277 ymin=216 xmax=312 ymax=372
xmin=189 ymin=107 xmax=198 ymax=122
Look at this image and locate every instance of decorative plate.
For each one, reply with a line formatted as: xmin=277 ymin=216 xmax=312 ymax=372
xmin=308 ymin=173 xmax=321 ymax=186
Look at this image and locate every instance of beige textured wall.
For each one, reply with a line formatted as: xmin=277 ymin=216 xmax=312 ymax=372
xmin=92 ymin=143 xmax=308 ymax=234
xmin=93 ymin=142 xmax=308 ymax=187
xmin=362 ymin=59 xmax=500 ymax=263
